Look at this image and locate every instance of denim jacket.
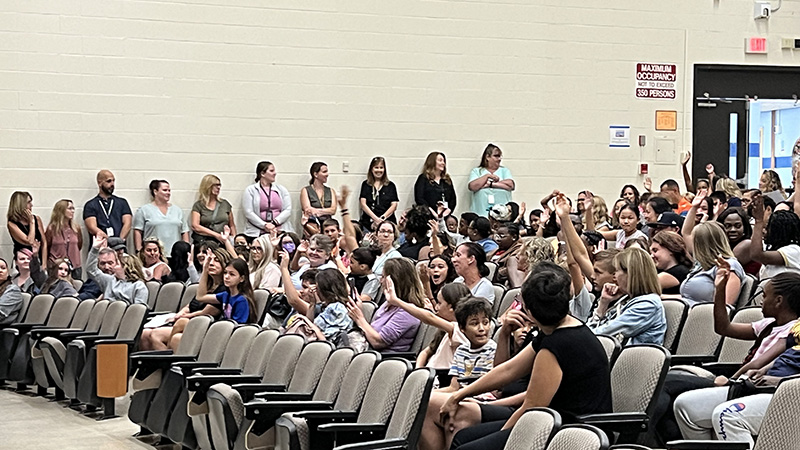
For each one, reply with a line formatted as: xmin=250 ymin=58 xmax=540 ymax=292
xmin=591 ymin=293 xmax=666 ymax=345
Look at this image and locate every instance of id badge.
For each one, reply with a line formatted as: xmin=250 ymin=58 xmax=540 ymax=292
xmin=440 ymin=201 xmax=448 ymax=209
xmin=487 ymin=194 xmax=495 ymax=205
xmin=265 ymin=211 xmax=273 ymax=222
xmin=106 ymin=227 xmax=115 ymax=237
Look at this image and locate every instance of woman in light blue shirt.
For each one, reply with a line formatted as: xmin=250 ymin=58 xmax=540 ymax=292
xmin=468 ymin=144 xmax=514 ymax=216
xmin=133 ymin=179 xmax=190 ymax=253
xmin=590 ymin=247 xmax=666 ymax=345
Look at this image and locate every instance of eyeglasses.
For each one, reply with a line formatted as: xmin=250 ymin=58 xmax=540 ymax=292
xmin=250 ymin=247 xmax=263 ymax=252
xmin=377 ymin=230 xmax=394 ymax=235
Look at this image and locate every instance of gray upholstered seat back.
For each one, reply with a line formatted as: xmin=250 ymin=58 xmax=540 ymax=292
xmin=179 ymin=284 xmax=198 ymax=310
xmin=545 ymin=424 xmax=608 ymax=450
xmin=96 ymin=301 xmax=127 ymax=335
xmin=311 ymin=348 xmax=354 ymax=402
xmin=610 ymin=345 xmax=669 ymax=414
xmin=505 ymin=408 xmax=561 ymax=450
xmin=195 ymin=320 xmax=236 ymax=362
xmin=153 ymin=281 xmax=184 ymax=313
xmin=19 ymin=292 xmax=32 ymax=320
xmin=241 ymin=329 xmax=279 ymax=375
xmin=218 ymin=324 xmax=260 ymax=369
xmin=175 ymin=315 xmax=212 ymax=356
xmin=675 ymin=303 xmax=719 ymax=356
xmin=46 ymin=297 xmax=80 ymax=327
xmin=68 ymin=299 xmax=96 ymax=330
xmin=261 ymin=334 xmax=304 ymax=385
xmin=115 ymin=303 xmax=147 ymax=339
xmin=146 ymin=280 xmax=161 ymax=309
xmin=286 ymin=341 xmax=334 ymax=393
xmin=333 ymin=351 xmax=380 ymax=411
xmin=385 ymin=368 xmax=434 ymax=441
xmin=754 ymin=378 xmax=800 ymax=450
xmin=496 ymin=288 xmax=520 ymax=318
xmin=253 ymin=289 xmax=270 ymax=322
xmin=84 ymin=300 xmax=109 ymax=332
xmin=22 ymin=294 xmax=55 ymax=324
xmin=661 ymin=298 xmax=688 ymax=352
xmin=356 ymin=359 xmax=410 ymax=423
xmin=717 ymin=306 xmax=764 ymax=363
xmin=595 ymin=335 xmax=621 ymax=365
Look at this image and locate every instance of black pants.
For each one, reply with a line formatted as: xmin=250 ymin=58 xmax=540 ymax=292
xmin=652 ymin=370 xmax=715 ymax=443
xmin=451 ymin=421 xmax=511 ymax=450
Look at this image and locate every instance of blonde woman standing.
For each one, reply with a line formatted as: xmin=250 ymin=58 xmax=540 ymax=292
xmin=46 ymin=199 xmax=83 ymax=279
xmin=191 ymin=174 xmax=236 ymax=244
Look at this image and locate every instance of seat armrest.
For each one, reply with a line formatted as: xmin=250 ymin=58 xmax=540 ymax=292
xmin=254 ymin=392 xmax=313 ymax=402
xmin=173 ymin=361 xmax=220 ymax=377
xmin=232 ymin=383 xmax=287 ymax=402
xmin=666 ymin=440 xmax=751 ymax=450
xmin=333 ymin=438 xmax=408 ymax=450
xmin=6 ymin=323 xmax=43 ymax=334
xmin=185 ymin=374 xmax=262 ymax=392
xmin=245 ymin=400 xmax=333 ymax=419
xmin=670 ymin=355 xmax=718 ymax=366
xmin=191 ymin=367 xmax=243 ymax=376
xmin=700 ymin=362 xmax=742 ymax=378
xmin=73 ymin=334 xmax=117 ymax=346
xmin=95 ymin=338 xmax=136 ymax=347
xmin=295 ymin=410 xmax=358 ymax=421
xmin=317 ymin=423 xmax=387 ymax=446
xmin=30 ymin=328 xmax=84 ymax=340
xmin=576 ymin=412 xmax=650 ymax=434
xmin=379 ymin=352 xmax=416 ymax=361
xmin=131 ymin=354 xmax=196 ymax=373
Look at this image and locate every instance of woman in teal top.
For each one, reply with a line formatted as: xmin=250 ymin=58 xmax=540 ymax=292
xmin=468 ymin=144 xmax=515 ymax=216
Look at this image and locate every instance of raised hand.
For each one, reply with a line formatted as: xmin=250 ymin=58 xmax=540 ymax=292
xmin=220 ymin=225 xmax=231 ymax=242
xmin=337 ymin=185 xmax=350 ymax=208
xmin=643 ymin=177 xmax=653 ymax=192
xmin=428 ymin=219 xmax=439 ymax=236
xmin=384 ymin=275 xmax=399 ymax=303
xmin=519 ymin=202 xmax=526 ymax=217
xmin=583 ymin=191 xmax=594 ymax=211
xmin=751 ymin=193 xmax=765 ymax=222
xmin=682 ymin=151 xmax=691 ymax=166
xmin=692 ymin=188 xmax=708 ymax=208
xmin=554 ymin=194 xmax=571 ymax=218
xmin=93 ymin=235 xmax=108 ymax=249
xmin=278 ymin=250 xmax=290 ymax=269
xmin=297 ymin=240 xmax=309 ymax=254
xmin=706 ymin=163 xmax=715 ymax=175
xmin=713 ymin=255 xmax=731 ymax=288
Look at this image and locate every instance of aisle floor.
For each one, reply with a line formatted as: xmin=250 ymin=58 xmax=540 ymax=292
xmin=0 ymin=387 xmax=153 ymax=449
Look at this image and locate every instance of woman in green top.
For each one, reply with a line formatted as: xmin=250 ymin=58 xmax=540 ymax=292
xmin=190 ymin=174 xmax=236 ymax=244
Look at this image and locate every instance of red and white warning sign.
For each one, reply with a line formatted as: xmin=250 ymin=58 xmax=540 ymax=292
xmin=635 ymin=63 xmax=677 ymax=100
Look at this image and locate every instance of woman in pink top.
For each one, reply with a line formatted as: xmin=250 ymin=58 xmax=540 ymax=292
xmin=45 ymin=199 xmax=83 ymax=279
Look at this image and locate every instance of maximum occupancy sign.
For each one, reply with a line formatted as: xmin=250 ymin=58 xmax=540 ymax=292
xmin=635 ymin=63 xmax=677 ymax=100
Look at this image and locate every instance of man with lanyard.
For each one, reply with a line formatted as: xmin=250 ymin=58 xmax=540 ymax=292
xmin=83 ymin=169 xmax=133 ymax=240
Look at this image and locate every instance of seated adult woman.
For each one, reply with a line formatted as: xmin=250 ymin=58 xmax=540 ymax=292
xmin=7 ymin=191 xmax=47 ymax=261
xmin=590 ymin=247 xmax=667 ymax=345
xmin=751 ymin=194 xmax=800 ymax=283
xmin=140 ymin=247 xmax=232 ymax=350
xmin=468 ymin=143 xmax=514 ymax=216
xmin=452 ymin=242 xmax=495 ymax=304
xmin=467 ymin=217 xmax=499 ymax=257
xmin=133 ymin=179 xmax=190 ymax=253
xmin=716 ymin=206 xmax=757 ymax=274
xmin=248 ymin=235 xmax=280 ymax=290
xmin=759 ymin=169 xmax=787 ymax=200
xmin=414 ymin=152 xmax=457 ymax=212
xmin=190 ymin=174 xmax=236 ymax=245
xmin=437 ymin=261 xmax=612 ymax=450
xmin=371 ymin=221 xmax=402 ymax=276
xmin=243 ymin=161 xmax=294 ymax=239
xmin=397 ymin=205 xmax=433 ymax=261
xmin=0 ymin=258 xmax=23 ymax=325
xmin=45 ymin=199 xmax=82 ymax=279
xmin=346 ymin=258 xmax=423 ymax=352
xmin=681 ymin=218 xmax=743 ymax=306
xmin=289 ymin=234 xmax=337 ymax=289
xmin=300 ymin=162 xmax=337 ymax=222
xmin=588 ymin=195 xmax=612 ymax=232
xmin=620 ymin=184 xmax=641 ymax=207
xmin=138 ymin=237 xmax=171 ymax=282
xmin=359 ymin=156 xmax=399 ymax=232
xmin=650 ymin=231 xmax=692 ymax=296
xmin=161 ymin=241 xmax=199 ymax=284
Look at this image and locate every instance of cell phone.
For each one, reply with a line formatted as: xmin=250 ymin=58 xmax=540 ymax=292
xmin=347 ymin=277 xmax=359 ymax=301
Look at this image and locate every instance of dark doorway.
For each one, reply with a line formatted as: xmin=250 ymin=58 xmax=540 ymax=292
xmin=692 ymin=65 xmax=800 ymax=188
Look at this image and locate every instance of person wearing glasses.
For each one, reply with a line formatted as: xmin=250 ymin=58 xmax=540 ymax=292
xmin=289 ymin=234 xmax=337 ymax=289
xmin=248 ymin=235 xmax=281 ymax=290
xmin=468 ymin=143 xmax=515 ymax=216
xmin=190 ymin=174 xmax=236 ymax=245
xmin=372 ymin=221 xmax=402 ymax=276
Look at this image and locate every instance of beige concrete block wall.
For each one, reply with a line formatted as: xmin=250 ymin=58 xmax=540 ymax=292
xmin=1 ymin=0 xmax=799 ymax=260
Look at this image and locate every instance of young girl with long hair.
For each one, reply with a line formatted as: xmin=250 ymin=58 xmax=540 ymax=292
xmin=600 ymin=202 xmax=647 ymax=248
xmin=197 ymin=256 xmax=256 ymax=324
xmin=45 ymin=199 xmax=83 ymax=279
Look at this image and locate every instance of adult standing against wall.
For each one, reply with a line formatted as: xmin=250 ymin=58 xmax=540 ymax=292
xmin=83 ymin=170 xmax=132 ymax=241
xmin=243 ymin=161 xmax=294 ymax=240
xmin=300 ymin=161 xmax=337 ymax=223
xmin=133 ymin=179 xmax=190 ymax=253
xmin=358 ymin=156 xmax=399 ymax=232
xmin=190 ymin=174 xmax=236 ymax=244
xmin=7 ymin=191 xmax=47 ymax=261
xmin=468 ymin=143 xmax=514 ymax=216
xmin=46 ymin=199 xmax=83 ymax=279
xmin=414 ymin=151 xmax=457 ymax=212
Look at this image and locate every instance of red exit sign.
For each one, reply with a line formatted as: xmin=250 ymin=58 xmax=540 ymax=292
xmin=746 ymin=37 xmax=768 ymax=54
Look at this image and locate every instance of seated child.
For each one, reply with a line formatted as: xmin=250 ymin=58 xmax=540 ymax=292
xmin=442 ymin=297 xmax=497 ymax=392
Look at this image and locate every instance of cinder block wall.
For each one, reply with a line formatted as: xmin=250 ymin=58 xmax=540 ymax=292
xmin=1 ymin=0 xmax=798 ymax=257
